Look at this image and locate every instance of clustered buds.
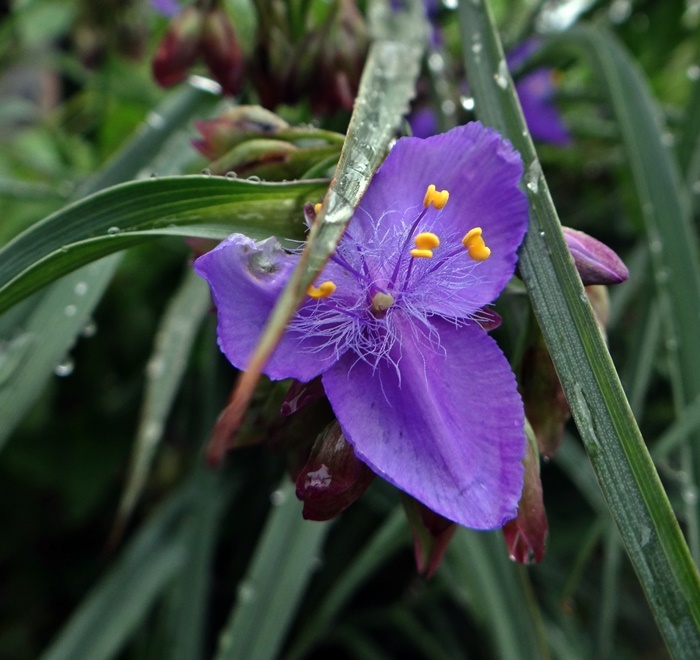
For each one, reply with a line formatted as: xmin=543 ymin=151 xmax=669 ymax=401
xmin=152 ymin=2 xmax=243 ymax=95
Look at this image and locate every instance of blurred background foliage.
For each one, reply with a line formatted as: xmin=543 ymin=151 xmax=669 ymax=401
xmin=1 ymin=0 xmax=699 ymax=658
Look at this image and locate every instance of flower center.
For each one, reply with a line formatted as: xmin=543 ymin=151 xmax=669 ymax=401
xmin=370 ymin=291 xmax=395 ymax=317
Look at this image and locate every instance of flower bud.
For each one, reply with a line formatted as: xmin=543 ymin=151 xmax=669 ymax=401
xmin=281 ymin=378 xmax=325 ymax=416
xmin=193 ymin=106 xmax=290 ymax=160
xmin=562 ymin=227 xmax=629 ymax=286
xmin=152 ymin=6 xmax=204 ymax=88
xmin=200 ymin=6 xmax=244 ymax=96
xmin=295 ymin=421 xmax=374 ymax=521
xmin=502 ymin=422 xmax=548 ymax=563
xmin=521 ymin=331 xmax=569 ymax=458
xmin=402 ymin=495 xmax=456 ymax=578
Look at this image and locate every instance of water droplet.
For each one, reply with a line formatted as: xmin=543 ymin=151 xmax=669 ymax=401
xmin=683 ymin=486 xmax=698 ymax=505
xmin=81 ymin=319 xmax=97 ymax=338
xmin=238 ymin=583 xmax=256 ymax=603
xmin=427 ymin=52 xmax=444 ymax=73
xmin=665 ymin=337 xmax=678 ymax=351
xmin=146 ymin=112 xmax=165 ymax=129
xmin=441 ymin=99 xmax=456 ymax=115
xmin=687 ymin=64 xmax=700 ymax=81
xmin=460 ymin=95 xmax=475 ymax=111
xmin=146 ymin=357 xmax=165 ymax=379
xmin=225 ymin=171 xmax=238 ymax=179
xmin=649 ymin=239 xmax=663 ymax=254
xmin=471 ymin=42 xmax=483 ymax=54
xmin=640 ymin=526 xmax=651 ymax=546
xmin=247 ymin=175 xmax=262 ymax=183
xmin=580 ymin=292 xmax=588 ymax=302
xmin=201 ymin=168 xmax=212 ymax=176
xmin=539 ymin=231 xmax=545 ymax=237
xmin=142 ymin=420 xmax=163 ymax=444
xmin=661 ymin=132 xmax=675 ymax=147
xmin=693 ymin=180 xmax=700 ymax=194
xmin=442 ymin=0 xmax=458 ymax=8
xmin=494 ymin=59 xmax=509 ymax=90
xmin=107 ymin=226 xmax=121 ymax=235
xmin=656 ymin=269 xmax=669 ymax=284
xmin=270 ymin=489 xmax=287 ymax=506
xmin=608 ymin=0 xmax=632 ymax=23
xmin=525 ymin=161 xmax=542 ymax=193
xmin=64 ymin=304 xmax=77 ymax=317
xmin=54 ymin=356 xmax=74 ymax=377
xmin=74 ymin=282 xmax=88 ymax=296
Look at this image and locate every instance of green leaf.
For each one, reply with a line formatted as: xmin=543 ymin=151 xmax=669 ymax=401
xmin=457 ymin=3 xmax=700 ymax=656
xmin=0 ymin=80 xmax=220 ymax=449
xmin=40 ymin=489 xmax=187 ymax=660
xmin=442 ymin=529 xmax=549 ymax=660
xmin=213 ymin=481 xmax=331 ymax=660
xmin=116 ymin=268 xmax=212 ymax=528
xmin=0 ymin=177 xmax=328 ymax=316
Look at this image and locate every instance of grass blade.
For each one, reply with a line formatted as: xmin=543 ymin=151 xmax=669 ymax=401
xmin=457 ymin=3 xmax=700 ymax=655
xmin=0 ymin=177 xmax=328 ymax=316
xmin=213 ymin=481 xmax=330 ymax=660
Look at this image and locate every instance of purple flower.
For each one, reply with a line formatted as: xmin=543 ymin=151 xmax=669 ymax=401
xmin=150 ymin=0 xmax=180 ymax=18
xmin=194 ymin=123 xmax=529 ymax=529
xmin=508 ymin=40 xmax=571 ymax=146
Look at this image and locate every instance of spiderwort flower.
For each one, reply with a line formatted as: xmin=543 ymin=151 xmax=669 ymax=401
xmin=508 ymin=39 xmax=571 ymax=146
xmin=194 ymin=123 xmax=529 ymax=529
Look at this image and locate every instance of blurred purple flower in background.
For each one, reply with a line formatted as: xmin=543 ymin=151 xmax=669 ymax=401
xmin=195 ymin=123 xmax=529 ymax=529
xmin=150 ymin=0 xmax=180 ymax=18
xmin=508 ymin=39 xmax=571 ymax=146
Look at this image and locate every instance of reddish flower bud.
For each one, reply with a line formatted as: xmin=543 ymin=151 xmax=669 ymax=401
xmin=562 ymin=227 xmax=629 ymax=286
xmin=503 ymin=423 xmax=548 ymax=564
xmin=521 ymin=333 xmax=570 ymax=458
xmin=402 ymin=495 xmax=456 ymax=578
xmin=200 ymin=7 xmax=244 ymax=96
xmin=295 ymin=421 xmax=374 ymax=521
xmin=281 ymin=378 xmax=325 ymax=416
xmin=152 ymin=7 xmax=204 ymax=88
xmin=193 ymin=106 xmax=289 ymax=160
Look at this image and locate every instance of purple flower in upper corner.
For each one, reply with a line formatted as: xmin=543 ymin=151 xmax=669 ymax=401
xmin=194 ymin=123 xmax=529 ymax=529
xmin=150 ymin=0 xmax=180 ymax=18
xmin=509 ymin=39 xmax=571 ymax=147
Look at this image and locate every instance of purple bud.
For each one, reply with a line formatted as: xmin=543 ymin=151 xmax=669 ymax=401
xmin=295 ymin=421 xmax=374 ymax=521
xmin=562 ymin=227 xmax=629 ymax=286
xmin=502 ymin=426 xmax=548 ymax=564
xmin=402 ymin=495 xmax=456 ymax=578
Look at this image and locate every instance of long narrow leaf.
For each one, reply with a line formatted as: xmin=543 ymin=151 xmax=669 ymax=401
xmin=0 ymin=177 xmax=328 ymax=315
xmin=457 ymin=3 xmax=700 ymax=655
xmin=0 ymin=80 xmax=220 ymax=448
xmin=213 ymin=481 xmax=330 ymax=660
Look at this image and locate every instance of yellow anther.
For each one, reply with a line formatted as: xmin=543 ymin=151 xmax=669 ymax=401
xmin=414 ymin=232 xmax=440 ymax=250
xmin=314 ymin=202 xmax=323 ymax=214
xmin=410 ymin=248 xmax=434 ymax=259
xmin=462 ymin=227 xmax=492 ymax=262
xmin=423 ymin=184 xmax=450 ymax=210
xmin=307 ymin=281 xmax=336 ymax=299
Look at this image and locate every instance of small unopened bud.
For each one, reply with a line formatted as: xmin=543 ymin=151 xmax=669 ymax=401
xmin=402 ymin=495 xmax=456 ymax=578
xmin=200 ymin=7 xmax=244 ymax=96
xmin=295 ymin=421 xmax=374 ymax=521
xmin=502 ymin=422 xmax=548 ymax=564
xmin=281 ymin=378 xmax=325 ymax=416
xmin=193 ymin=106 xmax=290 ymax=160
xmin=562 ymin=227 xmax=629 ymax=286
xmin=152 ymin=7 xmax=204 ymax=88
